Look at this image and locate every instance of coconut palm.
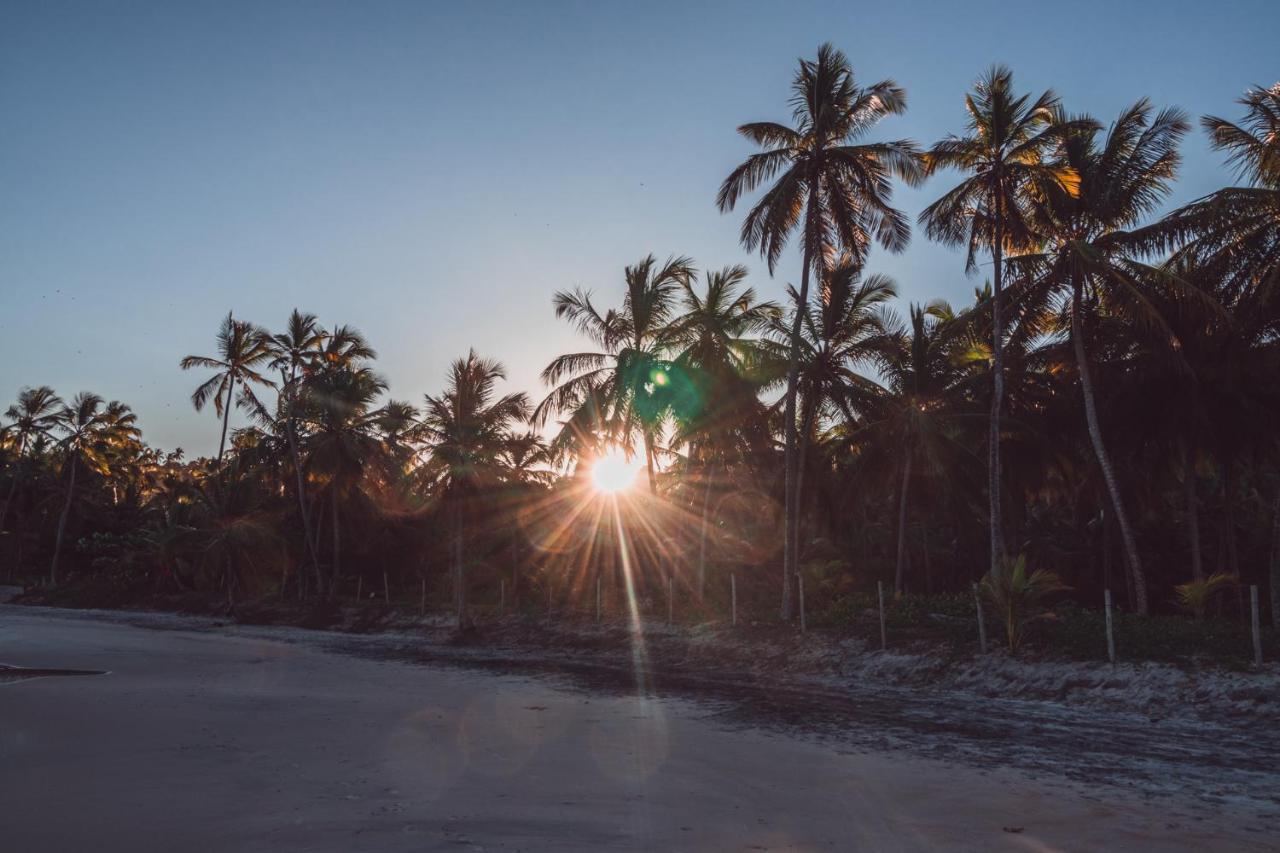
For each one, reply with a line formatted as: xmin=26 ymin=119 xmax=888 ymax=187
xmin=667 ymin=265 xmax=779 ymax=596
xmin=919 ymin=65 xmax=1081 ymax=577
xmin=420 ymin=351 xmax=531 ymax=627
xmin=497 ymin=432 xmax=554 ymax=600
xmin=47 ymin=393 xmax=141 ymax=585
xmin=1019 ymin=100 xmax=1193 ymax=614
xmin=1146 ymin=83 xmax=1280 ymax=303
xmin=861 ymin=301 xmax=975 ymax=595
xmin=181 ymin=312 xmax=275 ymax=468
xmin=1 ymin=386 xmax=63 ymax=533
xmin=298 ymin=364 xmax=387 ymax=595
xmin=981 ymin=554 xmax=1069 ymax=654
xmin=536 ymin=254 xmax=694 ymax=492
xmin=1135 ymin=85 xmax=1280 ymax=620
xmin=266 ymin=310 xmax=327 ymax=590
xmin=717 ymin=43 xmax=923 ymax=617
xmin=772 ymin=256 xmax=899 ymax=517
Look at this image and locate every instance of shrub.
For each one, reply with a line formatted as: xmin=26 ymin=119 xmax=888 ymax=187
xmin=980 ymin=555 xmax=1070 ymax=654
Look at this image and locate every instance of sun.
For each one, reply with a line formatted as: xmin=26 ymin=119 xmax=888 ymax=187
xmin=591 ymin=448 xmax=641 ymax=494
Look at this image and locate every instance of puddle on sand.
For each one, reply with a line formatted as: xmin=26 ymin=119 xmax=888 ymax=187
xmin=0 ymin=664 xmax=107 ymax=685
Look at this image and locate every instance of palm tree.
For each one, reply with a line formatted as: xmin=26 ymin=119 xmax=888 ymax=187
xmin=1020 ymin=100 xmax=1192 ymax=615
xmin=1148 ymin=83 xmax=1280 ymax=303
xmin=1135 ymin=84 xmax=1280 ymax=621
xmin=667 ymin=265 xmax=779 ymax=597
xmin=266 ymin=310 xmax=327 ymax=590
xmin=48 ymin=393 xmax=138 ymax=585
xmin=773 ymin=256 xmax=899 ymax=525
xmin=1 ymin=386 xmax=63 ymax=534
xmin=498 ymin=432 xmax=554 ymax=601
xmin=864 ymin=302 xmax=973 ymax=595
xmin=181 ymin=312 xmax=275 ymax=468
xmin=420 ymin=351 xmax=531 ymax=627
xmin=298 ymin=363 xmax=387 ymax=596
xmin=919 ymin=65 xmax=1079 ymax=578
xmin=717 ymin=43 xmax=922 ymax=618
xmin=536 ymin=254 xmax=694 ymax=492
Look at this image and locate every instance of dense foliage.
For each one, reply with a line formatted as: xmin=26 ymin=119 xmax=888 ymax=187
xmin=3 ymin=51 xmax=1279 ymax=638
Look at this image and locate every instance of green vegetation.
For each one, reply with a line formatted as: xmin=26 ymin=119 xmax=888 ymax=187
xmin=3 ymin=49 xmax=1279 ymax=660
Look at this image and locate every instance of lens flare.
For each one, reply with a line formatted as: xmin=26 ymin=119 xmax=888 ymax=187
xmin=591 ymin=449 xmax=641 ymax=494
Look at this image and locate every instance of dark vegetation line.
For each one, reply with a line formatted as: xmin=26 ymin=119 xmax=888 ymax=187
xmin=3 ymin=48 xmax=1279 ymax=655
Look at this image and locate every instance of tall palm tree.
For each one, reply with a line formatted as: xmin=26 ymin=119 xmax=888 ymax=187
xmin=498 ymin=432 xmax=554 ymax=600
xmin=1147 ymin=83 xmax=1280 ymax=303
xmin=298 ymin=363 xmax=387 ymax=596
xmin=536 ymin=254 xmax=694 ymax=492
xmin=667 ymin=265 xmax=779 ymax=596
xmin=1 ymin=386 xmax=63 ymax=533
xmin=1020 ymin=100 xmax=1192 ymax=614
xmin=181 ymin=312 xmax=275 ymax=468
xmin=919 ymin=65 xmax=1079 ymax=577
xmin=1153 ymin=83 xmax=1280 ymax=624
xmin=717 ymin=44 xmax=922 ymax=618
xmin=864 ymin=302 xmax=973 ymax=595
xmin=420 ymin=351 xmax=531 ymax=627
xmin=48 ymin=393 xmax=140 ymax=585
xmin=266 ymin=310 xmax=327 ymax=590
xmin=773 ymin=256 xmax=899 ymax=517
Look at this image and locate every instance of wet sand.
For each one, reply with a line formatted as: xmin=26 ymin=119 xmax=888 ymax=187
xmin=1 ymin=606 xmax=1273 ymax=851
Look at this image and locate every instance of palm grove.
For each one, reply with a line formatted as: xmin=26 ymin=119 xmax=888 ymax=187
xmin=3 ymin=47 xmax=1279 ymax=634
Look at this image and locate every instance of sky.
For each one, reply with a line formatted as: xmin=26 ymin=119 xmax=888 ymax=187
xmin=2 ymin=0 xmax=1276 ymax=456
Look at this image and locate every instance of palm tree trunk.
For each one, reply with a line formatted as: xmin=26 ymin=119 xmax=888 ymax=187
xmin=988 ymin=220 xmax=1007 ymax=577
xmin=1072 ymin=280 xmax=1148 ymax=614
xmin=453 ymin=504 xmax=467 ymax=628
xmin=642 ymin=429 xmax=657 ymax=495
xmin=791 ymin=392 xmax=819 ymax=588
xmin=894 ymin=449 xmax=913 ymax=597
xmin=1182 ymin=440 xmax=1204 ymax=582
xmin=780 ymin=202 xmax=816 ymax=621
xmin=50 ymin=456 xmax=77 ymax=587
xmin=282 ymin=376 xmax=322 ymax=596
xmin=696 ymin=457 xmax=714 ymax=601
xmin=216 ymin=377 xmax=235 ymax=467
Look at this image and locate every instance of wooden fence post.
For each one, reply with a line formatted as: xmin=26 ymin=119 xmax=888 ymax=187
xmin=1104 ymin=589 xmax=1117 ymax=664
xmin=596 ymin=577 xmax=601 ymax=623
xmin=420 ymin=577 xmax=426 ymax=617
xmin=667 ymin=576 xmax=674 ymax=624
xmin=500 ymin=579 xmax=506 ymax=615
xmin=877 ymin=580 xmax=886 ymax=651
xmin=1251 ymin=585 xmax=1264 ymax=668
xmin=731 ymin=574 xmax=737 ymax=628
xmin=973 ymin=582 xmax=987 ymax=654
xmin=355 ymin=576 xmax=362 ymax=603
xmin=383 ymin=572 xmax=390 ymax=605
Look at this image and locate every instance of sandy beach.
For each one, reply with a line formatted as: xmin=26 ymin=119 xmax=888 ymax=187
xmin=2 ymin=605 xmax=1275 ymax=851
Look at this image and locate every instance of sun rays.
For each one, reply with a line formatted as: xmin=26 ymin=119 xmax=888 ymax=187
xmin=590 ymin=448 xmax=643 ymax=495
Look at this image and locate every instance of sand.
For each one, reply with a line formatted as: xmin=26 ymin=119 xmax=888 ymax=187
xmin=1 ymin=605 xmax=1275 ymax=852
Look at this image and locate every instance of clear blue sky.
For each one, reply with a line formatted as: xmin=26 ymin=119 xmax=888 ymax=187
xmin=2 ymin=0 xmax=1276 ymax=455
